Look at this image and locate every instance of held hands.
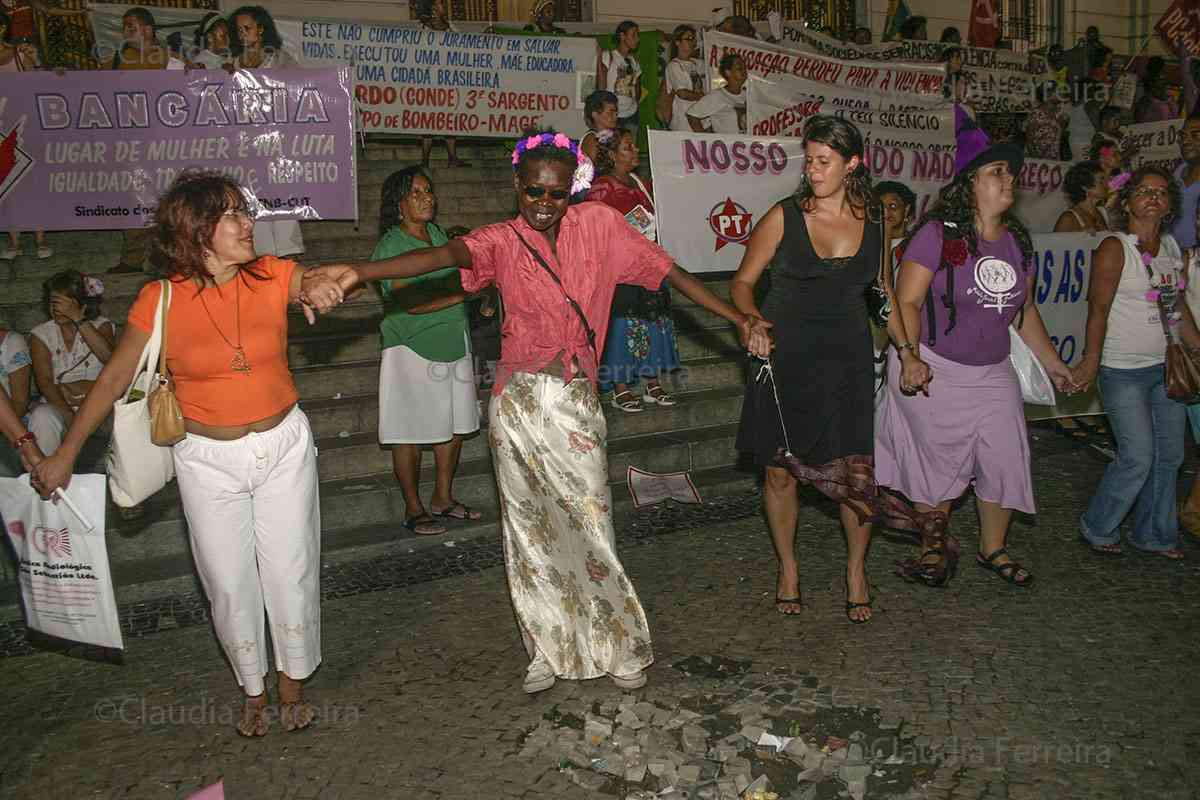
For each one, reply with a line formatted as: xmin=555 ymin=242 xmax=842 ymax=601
xmin=30 ymin=450 xmax=73 ymax=500
xmin=1069 ymin=355 xmax=1099 ymax=393
xmin=739 ymin=314 xmax=774 ymax=359
xmin=17 ymin=440 xmax=45 ymax=475
xmin=898 ymin=348 xmax=933 ymax=396
xmin=1046 ymin=359 xmax=1079 ymax=394
xmin=297 ymin=266 xmax=357 ymax=324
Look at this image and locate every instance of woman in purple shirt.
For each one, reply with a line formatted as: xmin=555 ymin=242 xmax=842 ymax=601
xmin=875 ymin=113 xmax=1077 ymax=587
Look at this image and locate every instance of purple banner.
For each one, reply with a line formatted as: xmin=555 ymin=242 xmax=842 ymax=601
xmin=0 ymin=67 xmax=356 ymax=230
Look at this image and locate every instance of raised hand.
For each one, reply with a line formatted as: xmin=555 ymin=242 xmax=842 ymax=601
xmin=50 ymin=294 xmax=85 ymax=323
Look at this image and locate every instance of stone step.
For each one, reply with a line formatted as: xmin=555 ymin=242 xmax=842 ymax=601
xmin=80 ymin=422 xmax=743 ymax=575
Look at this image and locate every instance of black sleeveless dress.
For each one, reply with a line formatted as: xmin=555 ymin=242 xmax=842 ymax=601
xmin=736 ymin=199 xmax=879 ymax=468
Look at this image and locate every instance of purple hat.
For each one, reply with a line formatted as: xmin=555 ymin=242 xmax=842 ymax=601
xmin=953 ymin=105 xmax=1023 ymax=178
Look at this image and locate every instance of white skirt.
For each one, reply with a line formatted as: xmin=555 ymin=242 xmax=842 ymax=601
xmin=378 ymin=337 xmax=480 ymax=444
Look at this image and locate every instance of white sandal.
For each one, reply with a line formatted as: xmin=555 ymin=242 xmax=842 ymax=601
xmin=642 ymin=386 xmax=677 ymax=407
xmin=610 ymin=390 xmax=644 ymax=413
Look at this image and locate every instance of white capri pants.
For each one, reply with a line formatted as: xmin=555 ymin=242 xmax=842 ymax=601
xmin=27 ymin=403 xmax=67 ymax=455
xmin=173 ymin=404 xmax=321 ymax=696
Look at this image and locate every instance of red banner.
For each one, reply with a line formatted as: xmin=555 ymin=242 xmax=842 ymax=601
xmin=1156 ymin=0 xmax=1200 ymax=56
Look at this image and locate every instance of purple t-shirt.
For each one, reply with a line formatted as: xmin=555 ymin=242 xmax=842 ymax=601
xmin=903 ymin=221 xmax=1031 ymax=366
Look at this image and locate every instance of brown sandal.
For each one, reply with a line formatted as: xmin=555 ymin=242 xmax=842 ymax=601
xmin=280 ymin=701 xmax=315 ymax=732
xmin=237 ymin=694 xmax=270 ymax=737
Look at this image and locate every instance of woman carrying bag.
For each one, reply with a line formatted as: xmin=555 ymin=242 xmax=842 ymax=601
xmin=32 ymin=171 xmax=344 ymax=736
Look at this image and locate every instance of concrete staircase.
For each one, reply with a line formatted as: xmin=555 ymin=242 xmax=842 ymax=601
xmin=0 ymin=139 xmax=756 ymax=604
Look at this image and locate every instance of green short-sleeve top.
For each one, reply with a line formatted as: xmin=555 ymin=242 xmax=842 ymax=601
xmin=373 ymin=222 xmax=469 ymax=362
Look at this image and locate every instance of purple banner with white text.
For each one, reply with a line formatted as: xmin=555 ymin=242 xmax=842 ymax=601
xmin=0 ymin=67 xmax=356 ymax=230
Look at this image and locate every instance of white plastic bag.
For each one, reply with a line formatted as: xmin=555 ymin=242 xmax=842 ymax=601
xmin=1009 ymin=327 xmax=1056 ymax=405
xmin=0 ymin=473 xmax=124 ymax=649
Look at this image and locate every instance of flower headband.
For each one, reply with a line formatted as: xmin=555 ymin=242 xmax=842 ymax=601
xmin=511 ymin=132 xmax=594 ymax=196
xmin=82 ymin=274 xmax=104 ymax=298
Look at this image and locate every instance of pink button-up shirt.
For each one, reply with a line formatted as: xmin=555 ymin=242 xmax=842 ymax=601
xmin=460 ymin=202 xmax=675 ymax=395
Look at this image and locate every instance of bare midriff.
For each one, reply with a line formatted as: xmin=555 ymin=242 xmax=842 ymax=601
xmin=185 ymin=404 xmax=294 ymax=440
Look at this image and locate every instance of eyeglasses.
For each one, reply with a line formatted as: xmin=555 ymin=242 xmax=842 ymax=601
xmin=882 ymin=201 xmax=908 ymax=212
xmin=222 ymin=208 xmax=253 ymax=220
xmin=522 ymin=186 xmax=570 ymax=200
xmin=1133 ymin=187 xmax=1169 ymax=200
xmin=679 ymin=35 xmax=696 ymax=41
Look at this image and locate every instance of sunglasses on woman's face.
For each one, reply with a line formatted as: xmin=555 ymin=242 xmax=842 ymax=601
xmin=522 ymin=185 xmax=570 ymax=200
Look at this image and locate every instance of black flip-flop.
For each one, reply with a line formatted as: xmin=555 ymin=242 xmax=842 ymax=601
xmin=402 ymin=513 xmax=447 ymax=535
xmin=432 ymin=501 xmax=482 ymax=522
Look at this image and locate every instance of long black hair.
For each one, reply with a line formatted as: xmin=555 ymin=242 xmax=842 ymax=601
xmin=792 ymin=115 xmax=877 ymax=222
xmin=378 ymin=166 xmax=433 ymax=234
xmin=901 ymin=162 xmax=1035 ymax=341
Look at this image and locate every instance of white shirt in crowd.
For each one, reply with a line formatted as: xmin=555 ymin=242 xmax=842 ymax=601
xmin=30 ymin=317 xmax=112 ymax=384
xmin=600 ymin=48 xmax=642 ymax=119
xmin=0 ymin=330 xmax=30 ymax=397
xmin=1102 ymin=232 xmax=1183 ymax=369
xmin=688 ymin=86 xmax=746 ymax=135
xmin=666 ymin=57 xmax=704 ymax=132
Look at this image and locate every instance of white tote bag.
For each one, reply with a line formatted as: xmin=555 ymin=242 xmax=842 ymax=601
xmin=107 ymin=280 xmax=175 ymax=507
xmin=1009 ymin=327 xmax=1056 ymax=405
xmin=0 ymin=473 xmax=124 ymax=649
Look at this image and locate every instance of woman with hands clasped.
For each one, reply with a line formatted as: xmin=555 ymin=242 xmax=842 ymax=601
xmin=876 ymin=110 xmax=1077 ymax=589
xmin=32 ymin=171 xmax=345 ymax=737
xmin=1076 ymin=167 xmax=1199 ymax=560
xmin=732 ymin=116 xmax=926 ymax=624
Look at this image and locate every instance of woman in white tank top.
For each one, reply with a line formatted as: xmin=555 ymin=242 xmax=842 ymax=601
xmin=1077 ymin=167 xmax=1200 ymax=559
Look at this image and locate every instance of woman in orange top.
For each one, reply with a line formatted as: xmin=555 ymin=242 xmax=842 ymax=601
xmin=32 ymin=171 xmax=343 ymax=737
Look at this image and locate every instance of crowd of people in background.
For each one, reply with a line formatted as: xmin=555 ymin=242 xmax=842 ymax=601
xmin=4 ymin=2 xmax=1200 ymax=736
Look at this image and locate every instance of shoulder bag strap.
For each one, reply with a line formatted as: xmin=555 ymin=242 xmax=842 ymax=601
xmin=156 ymin=280 xmax=170 ymax=379
xmin=507 ymin=224 xmax=598 ymax=358
xmin=123 ymin=280 xmax=167 ymax=402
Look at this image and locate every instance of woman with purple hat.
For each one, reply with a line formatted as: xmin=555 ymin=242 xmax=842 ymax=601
xmin=876 ymin=109 xmax=1077 ymax=587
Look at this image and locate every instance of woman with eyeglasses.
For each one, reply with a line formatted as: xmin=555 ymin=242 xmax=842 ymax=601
xmin=32 ymin=171 xmax=345 ymax=736
xmin=305 ymin=130 xmax=762 ymax=695
xmin=664 ymin=25 xmax=704 ymax=132
xmin=1075 ymin=166 xmax=1200 ymax=560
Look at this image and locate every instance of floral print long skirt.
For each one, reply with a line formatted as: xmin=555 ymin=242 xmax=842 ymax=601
xmin=489 ymin=372 xmax=654 ymax=680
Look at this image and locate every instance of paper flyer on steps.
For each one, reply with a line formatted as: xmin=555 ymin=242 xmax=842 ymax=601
xmin=627 ymin=467 xmax=702 ymax=508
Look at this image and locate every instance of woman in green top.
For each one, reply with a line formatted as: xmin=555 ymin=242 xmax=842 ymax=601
xmin=373 ymin=167 xmax=482 ymax=535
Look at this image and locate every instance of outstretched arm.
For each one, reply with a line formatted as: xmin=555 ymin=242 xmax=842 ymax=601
xmin=308 ymin=239 xmax=474 ymax=298
xmin=666 ymin=265 xmax=755 ymax=349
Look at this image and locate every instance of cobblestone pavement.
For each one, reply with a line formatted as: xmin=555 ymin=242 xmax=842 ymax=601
xmin=1 ymin=426 xmax=1198 ymax=800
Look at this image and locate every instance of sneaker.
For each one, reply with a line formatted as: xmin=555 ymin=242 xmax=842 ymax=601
xmin=523 ymin=654 xmax=556 ymax=694
xmin=36 ymin=245 xmax=52 ymax=260
xmin=608 ymin=670 xmax=647 ymax=690
xmin=0 ymin=246 xmax=17 ymax=260
xmin=642 ymin=388 xmax=677 ymax=407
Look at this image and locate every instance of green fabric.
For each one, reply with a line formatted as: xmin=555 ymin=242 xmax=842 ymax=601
xmin=373 ymin=223 xmax=468 ymax=362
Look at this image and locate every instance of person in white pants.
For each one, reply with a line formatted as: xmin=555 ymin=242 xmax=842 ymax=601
xmin=32 ymin=170 xmax=345 ymax=737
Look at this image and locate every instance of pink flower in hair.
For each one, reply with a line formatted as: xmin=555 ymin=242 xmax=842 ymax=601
xmin=525 ymin=134 xmax=544 ymax=150
xmin=1146 ymin=288 xmax=1161 ymax=303
xmin=552 ymin=133 xmax=571 ymax=149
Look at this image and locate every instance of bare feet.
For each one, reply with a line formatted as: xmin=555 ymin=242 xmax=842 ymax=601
xmin=278 ymin=674 xmax=314 ymax=733
xmin=237 ymin=693 xmax=269 ymax=737
xmin=775 ymin=565 xmax=802 ymax=616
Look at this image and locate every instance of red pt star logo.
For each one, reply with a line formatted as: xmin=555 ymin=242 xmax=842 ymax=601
xmin=708 ymin=197 xmax=753 ymax=252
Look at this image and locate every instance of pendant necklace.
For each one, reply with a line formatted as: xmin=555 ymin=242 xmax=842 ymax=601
xmin=199 ymin=276 xmax=251 ymax=373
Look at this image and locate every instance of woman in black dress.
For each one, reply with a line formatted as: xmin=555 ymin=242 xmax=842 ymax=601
xmin=732 ymin=116 xmax=930 ymax=623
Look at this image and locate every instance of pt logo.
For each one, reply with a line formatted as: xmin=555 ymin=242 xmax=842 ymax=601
xmin=0 ymin=118 xmax=33 ymax=203
xmin=708 ymin=197 xmax=753 ymax=252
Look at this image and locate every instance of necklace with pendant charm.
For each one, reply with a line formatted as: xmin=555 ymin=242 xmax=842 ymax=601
xmin=199 ymin=276 xmax=251 ymax=374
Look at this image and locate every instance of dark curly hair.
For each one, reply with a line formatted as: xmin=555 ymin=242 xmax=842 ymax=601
xmin=378 ymin=166 xmax=433 ymax=234
xmin=718 ymin=52 xmax=742 ymax=77
xmin=1109 ymin=164 xmax=1181 ymax=232
xmin=229 ymin=5 xmax=283 ymax=56
xmin=1063 ymin=160 xmax=1104 ymax=206
xmin=901 ymin=163 xmax=1035 ymax=341
xmin=792 ymin=115 xmax=877 ymax=223
xmin=592 ymin=128 xmax=632 ymax=178
xmin=43 ymin=270 xmax=101 ymax=321
xmin=583 ymin=90 xmax=617 ymax=130
xmin=669 ymin=25 xmax=696 ymax=60
xmin=148 ymin=170 xmax=266 ymax=288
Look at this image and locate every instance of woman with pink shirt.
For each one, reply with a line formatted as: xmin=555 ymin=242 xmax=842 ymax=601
xmin=311 ymin=131 xmax=763 ymax=695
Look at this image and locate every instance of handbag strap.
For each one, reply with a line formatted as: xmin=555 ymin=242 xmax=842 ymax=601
xmin=123 ymin=280 xmax=169 ymax=403
xmin=157 ymin=280 xmax=170 ymax=379
xmin=1138 ymin=239 xmax=1183 ymax=341
xmin=753 ymin=357 xmax=793 ymax=457
xmin=507 ymin=224 xmax=598 ymax=358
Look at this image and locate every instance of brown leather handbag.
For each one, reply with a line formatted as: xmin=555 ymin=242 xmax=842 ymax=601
xmin=1148 ymin=258 xmax=1200 ymax=404
xmin=147 ymin=280 xmax=185 ymax=446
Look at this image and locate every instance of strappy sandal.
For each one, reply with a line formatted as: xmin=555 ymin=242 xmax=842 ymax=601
xmin=774 ymin=595 xmax=802 ymax=616
xmin=897 ymin=536 xmax=960 ymax=587
xmin=402 ymin=513 xmax=447 ymax=536
xmin=844 ymin=573 xmax=872 ymax=624
xmin=432 ymin=500 xmax=482 ymax=521
xmin=643 ymin=385 xmax=677 ymax=406
xmin=976 ymin=546 xmax=1034 ymax=586
xmin=610 ymin=390 xmax=644 ymax=413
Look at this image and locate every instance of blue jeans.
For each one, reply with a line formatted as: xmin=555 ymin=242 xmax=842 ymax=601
xmin=1081 ymin=364 xmax=1185 ymax=551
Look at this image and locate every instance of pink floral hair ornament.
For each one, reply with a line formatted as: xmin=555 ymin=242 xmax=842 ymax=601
xmin=82 ymin=274 xmax=104 ymax=298
xmin=510 ymin=131 xmax=595 ymax=195
xmin=1108 ymin=171 xmax=1132 ymax=191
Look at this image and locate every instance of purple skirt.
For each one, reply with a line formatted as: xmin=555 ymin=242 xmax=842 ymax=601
xmin=874 ymin=346 xmax=1035 ymax=514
